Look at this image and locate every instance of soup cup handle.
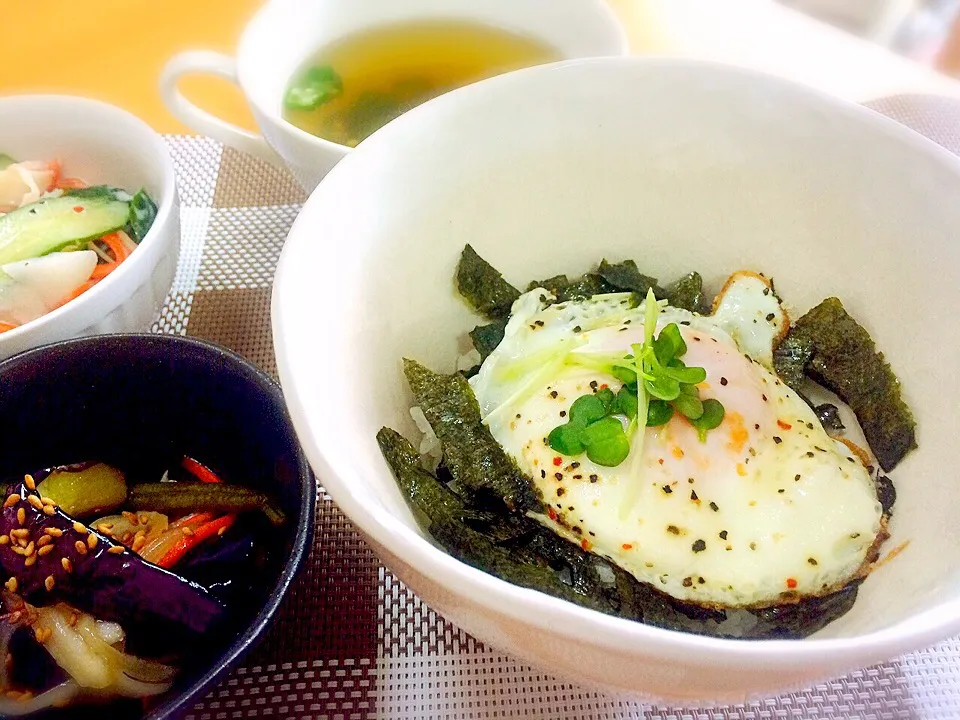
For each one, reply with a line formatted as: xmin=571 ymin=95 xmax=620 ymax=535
xmin=160 ymin=51 xmax=284 ymax=168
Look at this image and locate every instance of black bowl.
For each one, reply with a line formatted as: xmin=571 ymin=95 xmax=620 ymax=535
xmin=0 ymin=334 xmax=315 ymax=719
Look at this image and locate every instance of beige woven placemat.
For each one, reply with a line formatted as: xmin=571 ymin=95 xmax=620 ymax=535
xmin=159 ymin=97 xmax=960 ymax=720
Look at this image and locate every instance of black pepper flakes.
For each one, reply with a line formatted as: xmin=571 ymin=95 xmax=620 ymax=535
xmin=720 ymin=377 xmax=728 ymax=386
xmin=682 ymin=577 xmax=693 ymax=587
xmin=534 ymin=320 xmax=545 ymax=327
xmin=698 ymin=576 xmax=705 ymax=584
xmin=572 ymin=526 xmax=582 ymax=535
xmin=749 ymin=542 xmax=757 ymax=550
xmin=692 ymin=539 xmax=706 ymax=553
xmin=662 ymin=485 xmax=673 ymax=494
xmin=795 ymin=474 xmax=801 ymax=481
xmin=762 ymin=394 xmax=768 ymax=402
xmin=667 ymin=525 xmax=680 ymax=535
xmin=778 ymin=488 xmax=785 ymax=494
xmin=765 ymin=313 xmax=775 ymax=322
xmin=762 ymin=287 xmax=770 ymax=296
xmin=589 ymin=380 xmax=598 ymax=391
xmin=773 ymin=436 xmax=782 ymax=444
xmin=805 ymin=451 xmax=815 ymax=458
xmin=549 ymin=390 xmax=559 ymax=399
xmin=573 ymin=325 xmax=582 ymax=333
xmin=754 ymin=423 xmax=761 ymax=430
xmin=719 ymin=530 xmax=728 ymax=539
xmin=709 ymin=502 xmax=719 ymax=512
xmin=555 ymin=472 xmax=563 ymax=481
xmin=570 ymin=462 xmax=580 ymax=469
xmin=807 ymin=558 xmax=818 ymax=566
xmin=589 ymin=474 xmax=598 ymax=483
xmin=541 ymin=470 xmax=546 ymax=479
xmin=573 ymin=474 xmax=582 ymax=479
xmin=556 ymin=487 xmax=565 ymax=496
xmin=806 ymin=422 xmax=814 ymax=430
xmin=690 ymin=490 xmax=699 ymax=501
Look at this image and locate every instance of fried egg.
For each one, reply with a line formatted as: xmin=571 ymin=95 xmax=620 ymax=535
xmin=470 ymin=275 xmax=884 ymax=609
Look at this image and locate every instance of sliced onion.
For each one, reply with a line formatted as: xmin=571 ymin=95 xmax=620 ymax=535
xmin=1 ymin=250 xmax=98 ymax=308
xmin=0 ymin=681 xmax=80 ymax=716
xmin=36 ymin=605 xmax=112 ymax=689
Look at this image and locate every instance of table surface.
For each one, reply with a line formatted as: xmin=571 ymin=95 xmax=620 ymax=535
xmin=4 ymin=0 xmax=960 ymax=135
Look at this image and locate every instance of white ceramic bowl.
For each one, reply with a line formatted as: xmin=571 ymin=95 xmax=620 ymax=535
xmin=273 ymin=58 xmax=960 ymax=703
xmin=0 ymin=95 xmax=179 ymax=361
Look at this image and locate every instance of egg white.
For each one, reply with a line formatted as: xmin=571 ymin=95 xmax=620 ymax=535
xmin=470 ymin=281 xmax=883 ymax=609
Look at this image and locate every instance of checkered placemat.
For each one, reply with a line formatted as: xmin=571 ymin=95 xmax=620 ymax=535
xmin=162 ymin=96 xmax=960 ymax=720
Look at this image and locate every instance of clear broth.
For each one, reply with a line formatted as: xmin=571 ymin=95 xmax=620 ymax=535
xmin=282 ymin=20 xmax=561 ymax=146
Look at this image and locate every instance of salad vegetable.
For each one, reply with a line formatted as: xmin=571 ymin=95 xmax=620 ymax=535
xmin=0 ymin=157 xmax=158 ymax=333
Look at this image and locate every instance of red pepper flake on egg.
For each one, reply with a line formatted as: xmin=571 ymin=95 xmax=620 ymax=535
xmin=552 ymin=457 xmax=562 ymax=466
xmin=777 ymin=419 xmax=792 ymax=431
xmin=786 ymin=578 xmax=798 ymax=589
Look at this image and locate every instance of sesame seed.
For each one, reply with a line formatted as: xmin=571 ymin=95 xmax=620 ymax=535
xmin=74 ymin=540 xmax=88 ymax=556
xmin=37 ymin=545 xmax=54 ymax=557
xmin=61 ymin=557 xmax=73 ymax=572
xmin=10 ymin=529 xmax=29 ymax=540
xmin=122 ymin=512 xmax=139 ymax=525
xmin=4 ymin=578 xmax=17 ymax=593
xmin=44 ymin=576 xmax=55 ymax=592
xmin=23 ymin=555 xmax=36 ymax=568
xmin=96 ymin=524 xmax=114 ymax=534
xmin=182 ymin=526 xmax=195 ymax=536
xmin=22 ymin=475 xmax=35 ymax=491
xmin=72 ymin=522 xmax=87 ymax=535
xmin=40 ymin=497 xmax=55 ymax=507
xmin=0 ymin=536 xmax=8 ymax=546
xmin=41 ymin=506 xmax=55 ymax=516
xmin=16 ymin=508 xmax=24 ymax=526
xmin=132 ymin=534 xmax=147 ymax=552
xmin=3 ymin=494 xmax=20 ymax=509
xmin=44 ymin=528 xmax=63 ymax=537
xmin=87 ymin=534 xmax=98 ymax=550
xmin=107 ymin=545 xmax=125 ymax=555
xmin=26 ymin=495 xmax=43 ymax=510
xmin=217 ymin=526 xmax=228 ymax=536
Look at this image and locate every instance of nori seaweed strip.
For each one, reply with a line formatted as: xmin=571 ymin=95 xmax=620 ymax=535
xmin=749 ymin=581 xmax=861 ymax=639
xmin=527 ymin=273 xmax=618 ymax=303
xmin=402 ymin=359 xmax=543 ymax=513
xmin=596 ymin=259 xmax=660 ymax=296
xmin=664 ymin=271 xmax=705 ymax=313
xmin=469 ymin=318 xmax=508 ymax=363
xmin=773 ymin=298 xmax=916 ymax=471
xmin=456 ymin=244 xmax=520 ymax=320
xmin=772 ymin=333 xmax=814 ymax=389
xmin=876 ymin=474 xmax=897 ymax=517
xmin=815 ymin=404 xmax=845 ymax=434
xmin=376 ymin=428 xmax=609 ymax=612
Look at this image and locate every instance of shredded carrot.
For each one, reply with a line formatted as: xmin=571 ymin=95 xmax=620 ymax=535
xmin=53 ymin=280 xmax=98 ymax=309
xmin=55 ymin=177 xmax=87 ymax=190
xmin=0 ymin=322 xmax=18 ymax=334
xmin=100 ymin=232 xmax=130 ymax=264
xmin=156 ymin=514 xmax=236 ymax=568
xmin=182 ymin=457 xmax=225 ymax=484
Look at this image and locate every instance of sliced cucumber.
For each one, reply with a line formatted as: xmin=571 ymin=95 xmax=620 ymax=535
xmin=0 ymin=192 xmax=130 ymax=266
xmin=0 ymin=154 xmax=14 ymax=171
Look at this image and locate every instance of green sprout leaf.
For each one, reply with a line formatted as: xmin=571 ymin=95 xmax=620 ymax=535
xmin=691 ymin=398 xmax=725 ymax=441
xmin=646 ymin=399 xmax=674 ymax=427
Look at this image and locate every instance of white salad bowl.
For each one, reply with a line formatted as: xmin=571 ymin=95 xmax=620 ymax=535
xmin=272 ymin=58 xmax=960 ymax=703
xmin=0 ymin=95 xmax=179 ymax=361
